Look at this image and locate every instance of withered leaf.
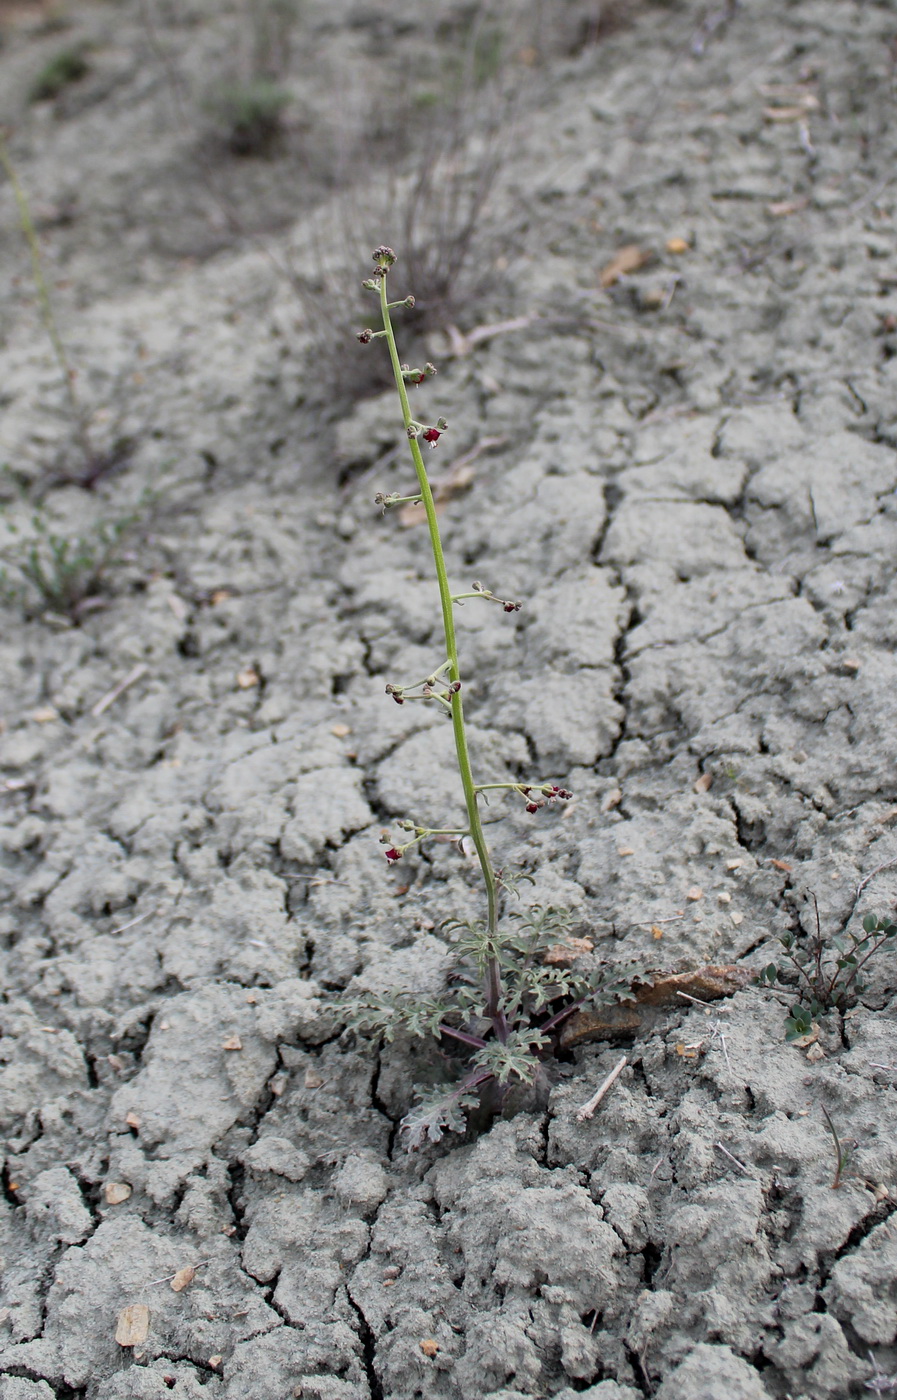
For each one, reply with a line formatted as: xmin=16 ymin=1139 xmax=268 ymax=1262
xmin=560 ymin=965 xmax=753 ymax=1048
xmin=170 ymin=1266 xmax=196 ymax=1293
xmin=115 ymin=1304 xmax=149 ymax=1347
xmin=599 ymin=244 xmax=651 ymax=287
xmin=544 ymin=937 xmax=594 ymax=966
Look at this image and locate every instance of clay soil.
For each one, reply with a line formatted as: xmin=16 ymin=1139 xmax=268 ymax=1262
xmin=2 ymin=1 xmax=897 ymax=1398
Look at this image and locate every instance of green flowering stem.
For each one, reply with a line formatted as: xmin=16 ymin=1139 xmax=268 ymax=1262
xmin=377 ymin=270 xmax=505 ymax=1034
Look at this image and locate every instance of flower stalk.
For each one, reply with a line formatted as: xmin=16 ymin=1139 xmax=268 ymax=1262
xmin=373 ymin=250 xmax=505 ymax=1028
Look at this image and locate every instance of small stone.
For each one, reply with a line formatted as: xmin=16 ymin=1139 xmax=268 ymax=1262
xmin=105 ymin=1182 xmax=132 ymax=1205
xmin=243 ymin=1137 xmax=310 ymax=1182
xmin=726 ymin=859 xmax=743 ymax=870
xmin=304 ymin=1068 xmax=324 ymax=1089
xmin=208 ymin=1355 xmax=223 ymax=1369
xmin=222 ymin=1036 xmax=242 ymax=1051
xmin=806 ymin=1043 xmax=826 ymax=1062
xmin=617 ymin=845 xmax=635 ymax=857
xmin=125 ymin=1111 xmax=141 ymax=1129
xmin=236 ymin=668 xmax=259 ymax=689
xmin=693 ymin=772 xmax=712 ymax=793
xmin=331 ymin=723 xmax=351 ymax=737
xmin=717 ymin=891 xmax=732 ymax=905
xmin=420 ymin=1339 xmax=440 ymax=1358
xmin=602 ymin=788 xmax=622 ymax=811
xmin=667 ymin=236 xmax=690 ymax=253
xmin=170 ymin=1266 xmax=196 ymax=1292
xmin=730 ymin=912 xmax=744 ymax=926
xmin=31 ymin=706 xmax=59 ymax=724
xmin=686 ymin=887 xmax=703 ymax=902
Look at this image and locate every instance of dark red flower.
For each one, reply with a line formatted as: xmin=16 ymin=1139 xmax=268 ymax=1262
xmin=422 ymin=428 xmax=441 ymax=447
xmin=525 ymin=801 xmax=542 ymax=814
xmin=385 ymin=847 xmax=402 ymax=863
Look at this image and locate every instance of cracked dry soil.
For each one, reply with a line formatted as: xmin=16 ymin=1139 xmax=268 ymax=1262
xmin=2 ymin=0 xmax=897 ymax=1397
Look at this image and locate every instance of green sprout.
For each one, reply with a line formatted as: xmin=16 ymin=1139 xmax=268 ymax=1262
xmin=758 ymin=894 xmax=897 ymax=1039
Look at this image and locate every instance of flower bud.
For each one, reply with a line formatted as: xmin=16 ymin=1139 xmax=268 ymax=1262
xmin=356 ymin=328 xmax=374 ymax=344
xmin=503 ymin=601 xmax=521 ymax=613
xmin=449 ymin=680 xmax=461 ymax=693
xmin=403 ymin=295 xmax=415 ymax=308
xmin=407 ymin=424 xmax=420 ymax=439
xmin=436 ymin=418 xmax=448 ymax=431
xmin=372 ymin=246 xmax=397 ymax=268
xmin=525 ymin=801 xmax=542 ymax=814
xmin=362 ymin=279 xmax=379 ymax=291
xmin=424 ymin=362 xmax=437 ymax=377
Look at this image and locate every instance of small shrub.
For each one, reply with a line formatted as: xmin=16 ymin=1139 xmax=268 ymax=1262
xmin=0 ymin=135 xmax=122 ymax=487
xmin=205 ymin=79 xmax=292 ymax=155
xmin=0 ymin=494 xmax=152 ymax=623
xmin=29 ymin=48 xmax=89 ymax=103
xmin=758 ymin=894 xmax=897 ymax=1038
xmin=293 ymin=92 xmax=506 ymax=410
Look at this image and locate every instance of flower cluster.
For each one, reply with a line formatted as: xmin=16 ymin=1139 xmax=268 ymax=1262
xmin=385 ymin=669 xmax=461 ymax=710
xmin=401 ymin=362 xmax=437 ymax=386
xmin=380 ymin=819 xmax=467 ymax=864
xmin=522 ymin=783 xmax=573 ymax=814
xmin=407 ymin=416 xmax=448 ymax=449
xmin=469 ymin=580 xmax=522 ymax=613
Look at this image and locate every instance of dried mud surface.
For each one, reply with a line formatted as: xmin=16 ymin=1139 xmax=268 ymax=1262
xmin=2 ymin=1 xmax=897 ymax=1397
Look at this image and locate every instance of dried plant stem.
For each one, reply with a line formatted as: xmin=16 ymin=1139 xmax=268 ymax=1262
xmin=0 ymin=135 xmax=94 ymax=469
xmin=575 ymin=1055 xmax=628 ymax=1121
xmin=377 ymin=273 xmax=505 ymax=1033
